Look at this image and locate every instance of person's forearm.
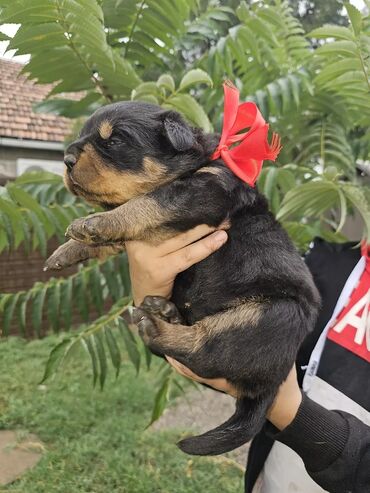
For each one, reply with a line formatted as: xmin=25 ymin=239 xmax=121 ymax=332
xmin=268 ymin=394 xmax=370 ymax=493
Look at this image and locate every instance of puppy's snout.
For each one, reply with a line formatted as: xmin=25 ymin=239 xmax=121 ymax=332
xmin=64 ymin=154 xmax=77 ymax=171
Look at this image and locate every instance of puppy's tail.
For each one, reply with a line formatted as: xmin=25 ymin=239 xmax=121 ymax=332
xmin=177 ymin=394 xmax=273 ymax=456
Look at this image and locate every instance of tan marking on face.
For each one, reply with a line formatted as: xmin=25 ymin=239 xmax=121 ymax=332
xmin=98 ymin=120 xmax=113 ymax=140
xmin=67 ymin=144 xmax=170 ymax=206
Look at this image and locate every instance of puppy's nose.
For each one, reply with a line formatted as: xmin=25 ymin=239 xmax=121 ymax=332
xmin=64 ymin=154 xmax=77 ymax=171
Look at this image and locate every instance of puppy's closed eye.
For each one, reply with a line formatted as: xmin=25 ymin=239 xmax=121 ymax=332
xmin=105 ymin=136 xmax=122 ymax=147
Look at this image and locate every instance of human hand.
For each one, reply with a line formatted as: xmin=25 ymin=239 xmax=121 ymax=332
xmin=166 ymin=356 xmax=239 ymax=398
xmin=166 ymin=359 xmax=302 ymax=432
xmin=125 ymin=225 xmax=228 ymax=306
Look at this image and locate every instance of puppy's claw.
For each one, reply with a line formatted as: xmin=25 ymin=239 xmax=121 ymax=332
xmin=131 ymin=307 xmax=159 ymax=344
xmin=137 ymin=317 xmax=157 ymax=339
xmin=131 ymin=307 xmax=148 ymax=324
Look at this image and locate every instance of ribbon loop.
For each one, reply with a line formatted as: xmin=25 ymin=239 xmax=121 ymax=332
xmin=211 ymin=81 xmax=282 ymax=186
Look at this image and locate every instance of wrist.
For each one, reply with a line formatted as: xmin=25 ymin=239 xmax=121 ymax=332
xmin=267 ymin=388 xmax=303 ymax=431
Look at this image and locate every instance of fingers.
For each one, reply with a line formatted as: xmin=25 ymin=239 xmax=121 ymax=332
xmin=169 ymin=230 xmax=228 ymax=274
xmin=166 ymin=356 xmax=204 ymax=381
xmin=166 ymin=356 xmax=238 ymax=397
xmin=157 ymin=224 xmax=218 ymax=256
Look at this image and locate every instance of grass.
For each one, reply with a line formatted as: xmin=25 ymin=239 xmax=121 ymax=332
xmin=0 ymin=336 xmax=244 ymax=493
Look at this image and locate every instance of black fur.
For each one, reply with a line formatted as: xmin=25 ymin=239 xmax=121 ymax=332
xmin=64 ymin=101 xmax=321 ymax=456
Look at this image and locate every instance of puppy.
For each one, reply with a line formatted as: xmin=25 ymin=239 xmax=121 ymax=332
xmin=45 ymin=100 xmax=320 ymax=456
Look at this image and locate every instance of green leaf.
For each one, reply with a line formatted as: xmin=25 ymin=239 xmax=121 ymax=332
xmin=26 ymin=210 xmax=48 ymax=257
xmin=7 ymin=185 xmax=47 ymax=222
xmin=264 ymin=166 xmax=278 ymax=202
xmin=132 ymin=82 xmax=160 ymax=100
xmin=341 ymin=184 xmax=370 ymax=239
xmin=277 ymin=181 xmax=341 ymax=221
xmin=0 ymin=197 xmax=25 ymax=249
xmin=117 ymin=253 xmax=132 ymax=297
xmin=101 ymin=259 xmax=123 ymax=302
xmin=1 ymin=293 xmax=20 ymax=337
xmin=345 ymin=3 xmax=363 ymax=36
xmin=95 ymin=332 xmax=108 ymax=390
xmin=82 ymin=335 xmax=99 ymax=387
xmin=17 ymin=292 xmax=29 ymax=337
xmin=31 ymin=283 xmax=47 ymax=337
xmin=89 ymin=264 xmax=104 ymax=315
xmin=34 ymin=92 xmax=101 ymax=118
xmin=60 ymin=277 xmax=73 ymax=331
xmin=143 ymin=344 xmax=152 ymax=370
xmin=40 ymin=338 xmax=73 ymax=384
xmin=179 ymin=69 xmax=213 ymax=91
xmin=309 ymin=25 xmax=354 ymax=41
xmin=336 ymin=189 xmax=348 ymax=233
xmin=164 ymin=94 xmax=212 ymax=132
xmin=148 ymin=375 xmax=171 ymax=426
xmin=157 ymin=74 xmax=175 ymax=93
xmin=316 ymin=40 xmax=357 ymax=57
xmin=105 ymin=326 xmax=121 ymax=377
xmin=118 ymin=318 xmax=141 ymax=374
xmin=74 ymin=268 xmax=90 ymax=322
xmin=47 ymin=280 xmax=61 ymax=333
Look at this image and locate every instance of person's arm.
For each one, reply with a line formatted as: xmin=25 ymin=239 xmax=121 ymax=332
xmin=167 ymin=359 xmax=370 ymax=493
xmin=269 ymin=392 xmax=370 ymax=493
xmin=126 ymin=232 xmax=370 ymax=493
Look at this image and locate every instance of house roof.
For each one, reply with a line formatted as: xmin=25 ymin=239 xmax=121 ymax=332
xmin=0 ymin=58 xmax=71 ymax=143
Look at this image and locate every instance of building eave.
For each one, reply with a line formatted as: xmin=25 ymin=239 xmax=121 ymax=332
xmin=0 ymin=137 xmax=65 ymax=151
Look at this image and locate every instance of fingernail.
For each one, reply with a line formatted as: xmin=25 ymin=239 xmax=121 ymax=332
xmin=213 ymin=230 xmax=228 ymax=244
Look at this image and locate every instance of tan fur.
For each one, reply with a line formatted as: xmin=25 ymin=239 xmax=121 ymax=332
xmin=98 ymin=120 xmax=113 ymax=140
xmin=194 ymin=301 xmax=263 ymax=351
xmin=150 ymin=301 xmax=263 ymax=354
xmin=65 ymin=145 xmax=170 ymax=206
xmin=66 ymin=194 xmax=173 ymax=245
xmin=101 ymin=195 xmax=171 ymax=241
xmin=196 ymin=166 xmax=224 ymax=177
xmin=44 ymin=239 xmax=125 ymax=271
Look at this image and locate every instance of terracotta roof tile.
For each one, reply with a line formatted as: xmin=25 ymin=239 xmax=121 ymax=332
xmin=0 ymin=58 xmax=73 ymax=143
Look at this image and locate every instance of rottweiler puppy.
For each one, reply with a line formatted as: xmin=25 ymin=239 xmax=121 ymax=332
xmin=45 ymin=101 xmax=321 ymax=456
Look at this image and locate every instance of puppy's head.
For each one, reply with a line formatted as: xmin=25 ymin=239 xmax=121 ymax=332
xmin=63 ymin=101 xmax=215 ymax=207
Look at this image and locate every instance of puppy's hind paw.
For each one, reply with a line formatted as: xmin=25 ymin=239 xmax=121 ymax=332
xmin=141 ymin=296 xmax=184 ymax=324
xmin=132 ymin=307 xmax=160 ymax=346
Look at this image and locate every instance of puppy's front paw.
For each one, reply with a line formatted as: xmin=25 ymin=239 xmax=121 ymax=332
xmin=141 ymin=296 xmax=184 ymax=324
xmin=66 ymin=214 xmax=111 ymax=245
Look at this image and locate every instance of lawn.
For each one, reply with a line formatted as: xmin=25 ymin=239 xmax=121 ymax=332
xmin=0 ymin=336 xmax=244 ymax=493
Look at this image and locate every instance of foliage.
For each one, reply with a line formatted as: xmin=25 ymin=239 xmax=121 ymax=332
xmin=288 ymin=0 xmax=349 ymax=32
xmin=0 ymin=336 xmax=243 ymax=492
xmin=1 ymin=0 xmax=370 ymax=421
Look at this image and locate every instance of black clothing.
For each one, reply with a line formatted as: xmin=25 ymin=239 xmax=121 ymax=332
xmin=245 ymin=239 xmax=370 ymax=493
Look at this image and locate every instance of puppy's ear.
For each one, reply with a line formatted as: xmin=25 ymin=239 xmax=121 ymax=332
xmin=162 ymin=111 xmax=195 ymax=151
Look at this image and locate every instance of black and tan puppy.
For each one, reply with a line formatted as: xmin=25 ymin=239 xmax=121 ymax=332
xmin=45 ymin=101 xmax=320 ymax=456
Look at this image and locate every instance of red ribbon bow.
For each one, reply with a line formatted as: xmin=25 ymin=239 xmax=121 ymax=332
xmin=211 ymin=81 xmax=282 ymax=186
